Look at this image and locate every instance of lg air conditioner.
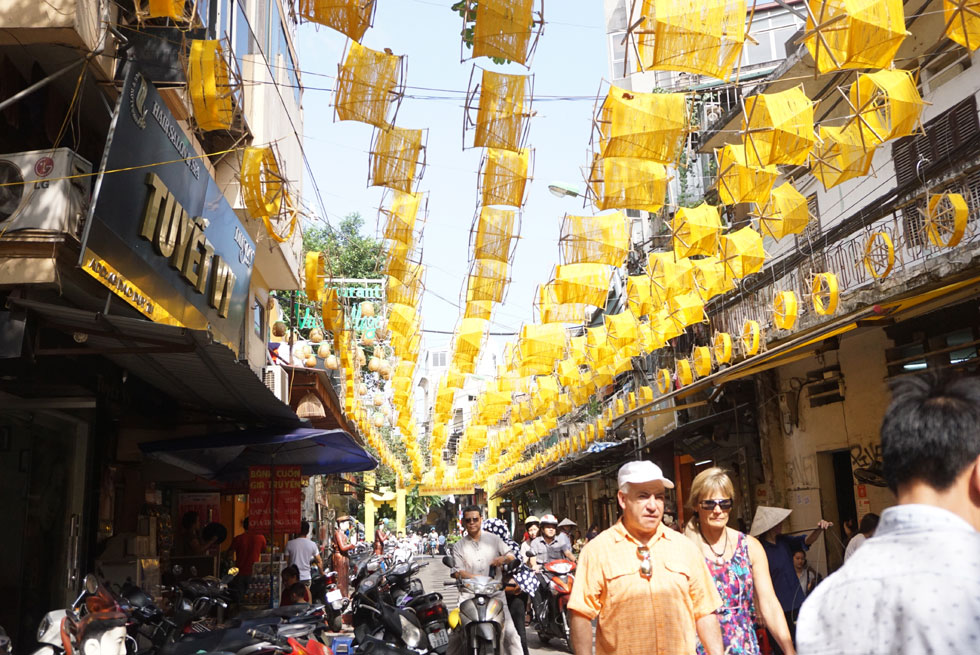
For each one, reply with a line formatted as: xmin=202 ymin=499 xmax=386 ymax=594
xmin=0 ymin=148 xmax=92 ymax=235
xmin=262 ymin=364 xmax=289 ymax=403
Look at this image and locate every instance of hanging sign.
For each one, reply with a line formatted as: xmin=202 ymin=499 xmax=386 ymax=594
xmin=249 ymin=466 xmax=303 ymax=534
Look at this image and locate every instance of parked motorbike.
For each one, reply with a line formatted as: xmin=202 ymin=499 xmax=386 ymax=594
xmin=441 ymin=556 xmax=507 ymax=655
xmin=309 ymin=570 xmax=348 ymax=631
xmin=533 ymin=559 xmax=576 ymax=651
xmin=350 ymin=568 xmax=432 ymax=653
xmin=32 ymin=573 xmax=103 ymax=655
xmin=0 ymin=625 xmax=12 ymax=655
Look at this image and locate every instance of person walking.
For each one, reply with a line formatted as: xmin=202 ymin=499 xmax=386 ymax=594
xmin=285 ymin=520 xmax=323 ymax=586
xmin=842 ymin=512 xmax=879 ymax=561
xmin=750 ymin=506 xmax=831 ymax=646
xmin=684 ymin=468 xmax=796 ymax=655
xmin=448 ymin=505 xmax=523 ymax=655
xmin=797 ymin=374 xmax=980 ymax=655
xmin=568 ymin=461 xmax=724 ymax=655
xmin=227 ymin=516 xmax=266 ymax=601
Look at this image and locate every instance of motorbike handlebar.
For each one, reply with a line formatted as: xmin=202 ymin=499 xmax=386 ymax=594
xmin=245 ymin=628 xmax=279 ymax=643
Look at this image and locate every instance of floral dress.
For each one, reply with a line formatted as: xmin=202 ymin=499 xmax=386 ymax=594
xmin=697 ymin=532 xmax=760 ymax=655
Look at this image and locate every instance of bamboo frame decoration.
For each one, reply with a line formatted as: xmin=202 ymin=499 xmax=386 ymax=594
xmin=713 ymin=331 xmax=733 ymax=363
xmin=692 ymin=256 xmax=733 ymax=302
xmin=552 ymin=263 xmax=614 ymax=307
xmin=186 ymin=39 xmax=240 ymax=132
xmin=241 ymin=146 xmax=298 ymax=243
xmin=465 ymin=67 xmax=534 ymax=152
xmin=716 ymin=144 xmax=778 ymax=205
xmin=666 ymin=291 xmax=707 ymax=333
xmin=693 ymin=346 xmax=712 ymax=377
xmin=626 ymin=0 xmax=747 ymax=81
xmin=800 ymin=0 xmax=908 ymax=74
xmin=466 ymin=258 xmax=511 ymax=303
xmin=719 ymin=226 xmax=766 ymax=280
xmin=298 ymin=0 xmax=378 ymax=42
xmin=462 ymin=0 xmax=545 ymax=67
xmin=944 ymin=0 xmax=980 ymax=50
xmin=559 ymin=212 xmax=630 ymax=266
xmin=862 ymin=230 xmax=894 ymax=279
xmin=773 ymin=290 xmax=799 ymax=330
xmin=811 ymin=122 xmax=878 ymax=191
xmin=587 ymin=153 xmax=669 ymax=212
xmin=380 ymin=190 xmax=426 ymax=246
xmin=648 ymin=252 xmax=696 ymax=302
xmin=478 ymin=148 xmax=533 ymax=208
xmin=925 ymin=192 xmax=969 ymax=248
xmin=595 ymin=84 xmax=689 ymax=162
xmin=742 ymin=86 xmax=817 ymax=167
xmin=676 ymin=359 xmax=694 ymax=386
xmin=138 ymin=0 xmax=197 ymax=24
xmin=536 ymin=283 xmax=590 ymax=324
xmin=741 ymin=319 xmax=762 ymax=355
xmin=845 ymin=69 xmax=926 ymax=145
xmin=368 ymin=126 xmax=427 ymax=193
xmin=304 ymin=252 xmax=328 ymax=302
xmin=672 ymin=203 xmax=723 ymax=258
xmin=334 ymin=41 xmax=405 ymax=128
xmin=811 ymin=272 xmax=840 ymax=315
xmin=754 ymin=182 xmax=811 ymax=241
xmin=470 ymin=206 xmax=521 ymax=264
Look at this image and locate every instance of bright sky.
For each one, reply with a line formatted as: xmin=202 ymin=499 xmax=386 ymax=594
xmin=295 ymin=0 xmax=608 ymax=363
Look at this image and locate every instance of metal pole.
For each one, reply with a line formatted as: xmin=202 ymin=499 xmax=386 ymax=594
xmin=0 ymin=59 xmax=85 ymax=114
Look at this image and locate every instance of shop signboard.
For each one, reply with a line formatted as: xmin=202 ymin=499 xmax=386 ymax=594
xmin=249 ymin=466 xmax=302 ymax=534
xmin=81 ymin=62 xmax=254 ymax=352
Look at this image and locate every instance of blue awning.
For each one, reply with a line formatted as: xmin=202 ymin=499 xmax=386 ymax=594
xmin=139 ymin=427 xmax=377 ymax=481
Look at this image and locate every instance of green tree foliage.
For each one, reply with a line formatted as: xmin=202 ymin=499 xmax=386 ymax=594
xmin=304 ymin=212 xmax=383 ymax=279
xmin=451 ymin=1 xmax=510 ymax=65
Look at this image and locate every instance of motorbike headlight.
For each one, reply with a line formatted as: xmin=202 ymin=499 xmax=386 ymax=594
xmin=398 ymin=614 xmax=421 ymax=648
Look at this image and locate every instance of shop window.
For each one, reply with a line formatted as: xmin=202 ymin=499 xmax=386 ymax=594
xmin=893 ymin=95 xmax=979 ymax=189
xmin=886 ymin=303 xmax=980 ymax=378
xmin=431 ymin=351 xmax=447 ymax=368
xmin=253 ymin=298 xmax=265 ymax=338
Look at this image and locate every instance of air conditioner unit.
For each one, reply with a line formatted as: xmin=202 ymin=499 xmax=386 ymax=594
xmin=0 ymin=148 xmax=92 ymax=235
xmin=702 ymin=102 xmax=724 ymax=128
xmin=262 ymin=364 xmax=289 ymax=403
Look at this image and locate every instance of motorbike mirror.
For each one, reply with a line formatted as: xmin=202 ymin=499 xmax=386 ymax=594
xmin=441 ymin=556 xmax=453 ymax=568
xmin=84 ymin=574 xmax=100 ymax=595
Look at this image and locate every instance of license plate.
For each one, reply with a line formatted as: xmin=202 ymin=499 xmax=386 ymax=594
xmin=326 ymin=589 xmax=343 ymax=603
xmin=428 ymin=628 xmax=449 ymax=648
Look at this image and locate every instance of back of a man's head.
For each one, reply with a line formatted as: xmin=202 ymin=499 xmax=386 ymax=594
xmin=881 ymin=373 xmax=980 ymax=493
xmin=300 ymin=520 xmax=310 ymax=537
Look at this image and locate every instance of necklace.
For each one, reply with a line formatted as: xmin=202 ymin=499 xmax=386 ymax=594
xmin=701 ymin=526 xmax=729 ymax=564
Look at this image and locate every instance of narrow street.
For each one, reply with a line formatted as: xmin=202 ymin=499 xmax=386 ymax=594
xmin=415 ymin=553 xmax=569 ymax=655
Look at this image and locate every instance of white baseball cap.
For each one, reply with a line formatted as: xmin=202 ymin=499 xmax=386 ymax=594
xmin=617 ymin=461 xmax=675 ymax=490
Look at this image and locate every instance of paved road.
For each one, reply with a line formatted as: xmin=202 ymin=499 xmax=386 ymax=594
xmin=415 ymin=553 xmax=569 ymax=655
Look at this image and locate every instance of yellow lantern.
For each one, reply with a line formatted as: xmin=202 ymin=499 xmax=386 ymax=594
xmin=469 ymin=0 xmax=539 ymax=65
xmin=480 ymin=148 xmax=531 ymax=208
xmin=598 ymin=85 xmax=689 ymax=162
xmin=742 ymin=86 xmax=816 ymax=167
xmin=714 ymin=332 xmax=733 ymax=363
xmin=368 ymin=356 xmax=382 ymax=372
xmin=811 ymin=273 xmax=840 ymax=315
xmin=849 ymin=69 xmax=925 ymax=144
xmin=803 ymin=0 xmax=907 ymax=74
xmin=812 ymin=123 xmax=879 ymax=191
xmin=589 ymin=154 xmax=669 ymax=212
xmin=552 ymin=264 xmax=613 ymax=307
xmin=773 ymin=291 xmax=799 ymax=330
xmin=559 ymin=212 xmax=630 ymax=267
xmin=676 ymin=359 xmax=694 ymax=386
xmin=863 ymin=231 xmax=894 ymax=279
xmin=626 ymin=275 xmax=656 ymax=318
xmin=334 ymin=41 xmax=402 ymax=128
xmin=656 ymin=368 xmax=672 ymax=394
xmin=925 ymin=192 xmax=969 ymax=248
xmin=472 ymin=69 xmax=532 ymax=152
xmin=672 ymin=203 xmax=723 ymax=258
xmin=369 ymin=126 xmax=424 ymax=194
xmin=667 ymin=291 xmax=706 ymax=333
xmin=297 ymin=0 xmax=377 ymax=42
xmin=755 ymin=183 xmax=811 ymax=241
xmin=719 ymin=227 xmax=766 ymax=280
xmin=693 ymin=346 xmax=712 ymax=377
xmin=742 ymin=320 xmax=761 ymax=355
xmin=716 ymin=144 xmax=778 ymax=205
xmin=304 ymin=355 xmax=317 ymax=368
xmin=691 ymin=256 xmax=733 ymax=302
xmin=945 ymin=0 xmax=980 ymax=50
xmin=186 ymin=40 xmax=236 ymax=132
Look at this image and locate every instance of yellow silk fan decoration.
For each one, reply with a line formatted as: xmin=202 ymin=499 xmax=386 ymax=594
xmin=479 ymin=148 xmax=531 ymax=208
xmin=559 ymin=212 xmax=630 ymax=266
xmin=716 ymin=144 xmax=778 ymax=205
xmin=925 ymin=192 xmax=969 ymax=248
xmin=672 ymin=203 xmax=723 ymax=258
xmin=812 ymin=123 xmax=878 ymax=191
xmin=241 ymin=147 xmax=298 ymax=243
xmin=848 ymin=69 xmax=925 ymax=144
xmin=369 ymin=126 xmax=424 ymax=194
xmin=803 ymin=0 xmax=908 ymax=74
xmin=187 ymin=40 xmax=236 ymax=132
xmin=473 ymin=69 xmax=532 ymax=152
xmin=742 ymin=86 xmax=816 ymax=167
xmin=588 ymin=154 xmax=669 ymax=212
xmin=755 ymin=183 xmax=811 ymax=241
xmin=597 ymin=86 xmax=689 ymax=162
xmin=297 ymin=0 xmax=377 ymax=42
xmin=334 ymin=42 xmax=401 ymax=128
xmin=472 ymin=206 xmax=519 ymax=263
xmin=719 ymin=226 xmax=766 ymax=280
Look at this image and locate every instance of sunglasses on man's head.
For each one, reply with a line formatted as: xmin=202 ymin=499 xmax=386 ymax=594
xmin=463 ymin=517 xmax=482 ymax=523
xmin=700 ymin=499 xmax=733 ymax=511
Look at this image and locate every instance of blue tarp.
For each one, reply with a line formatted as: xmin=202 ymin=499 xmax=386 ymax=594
xmin=139 ymin=427 xmax=377 ymax=481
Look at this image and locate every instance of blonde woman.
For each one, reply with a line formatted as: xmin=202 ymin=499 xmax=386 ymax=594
xmin=684 ymin=468 xmax=796 ymax=655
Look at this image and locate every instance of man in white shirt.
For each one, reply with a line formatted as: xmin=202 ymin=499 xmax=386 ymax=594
xmin=285 ymin=520 xmax=323 ymax=585
xmin=797 ymin=374 xmax=980 ymax=655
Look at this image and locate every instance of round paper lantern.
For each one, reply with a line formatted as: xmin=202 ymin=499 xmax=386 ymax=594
xmin=773 ymin=291 xmax=799 ymax=330
xmin=304 ymin=355 xmax=317 ymax=368
xmin=926 ymin=192 xmax=968 ymax=248
xmin=373 ymin=412 xmax=385 ymax=428
xmin=863 ymin=231 xmax=894 ymax=279
xmin=373 ymin=392 xmax=384 ymax=407
xmin=362 ymin=334 xmax=376 ymax=346
xmin=812 ymin=273 xmax=840 ymax=315
xmin=272 ymin=321 xmax=287 ymax=338
xmin=676 ymin=359 xmax=694 ymax=386
xmin=693 ymin=346 xmax=712 ymax=377
xmin=368 ymin=356 xmax=382 ymax=372
xmin=656 ymin=368 xmax=672 ymax=394
xmin=742 ymin=320 xmax=761 ymax=355
xmin=300 ymin=344 xmax=313 ymax=358
xmin=309 ymin=328 xmax=324 ymax=343
xmin=713 ymin=332 xmax=733 ymax=364
xmin=325 ymin=354 xmax=340 ymax=370
xmin=317 ymin=343 xmax=331 ymax=359
xmin=360 ymin=301 xmax=376 ymax=318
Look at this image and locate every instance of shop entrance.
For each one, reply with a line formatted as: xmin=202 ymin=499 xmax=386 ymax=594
xmin=0 ymin=412 xmax=88 ymax=648
xmin=815 ymin=450 xmax=857 ymax=573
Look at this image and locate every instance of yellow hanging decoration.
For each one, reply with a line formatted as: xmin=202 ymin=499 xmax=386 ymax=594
xmin=676 ymin=359 xmax=694 ymax=386
xmin=382 ymin=191 xmax=423 ymax=245
xmin=848 ymin=69 xmax=925 ymax=144
xmin=186 ymin=40 xmax=236 ymax=132
xmin=369 ymin=126 xmax=425 ymax=194
xmin=604 ymin=310 xmax=640 ymax=351
xmin=945 ymin=0 xmax=980 ymax=50
xmin=465 ymin=299 xmax=494 ymax=320
xmin=537 ymin=283 xmax=590 ymax=324
xmin=648 ymin=253 xmax=696 ymax=302
xmin=803 ymin=0 xmax=908 ymax=74
xmin=454 ymin=318 xmax=489 ymax=361
xmin=656 ymin=368 xmax=672 ymax=394
xmin=552 ymin=264 xmax=613 ymax=307
xmin=863 ymin=231 xmax=895 ymax=279
xmin=742 ymin=320 xmax=761 ymax=355
xmin=387 ymin=275 xmax=423 ymax=307
xmin=472 ymin=206 xmax=519 ymax=263
xmin=811 ymin=272 xmax=840 ymax=315
xmin=626 ymin=275 xmax=656 ymax=318
xmin=241 ymin=147 xmax=298 ymax=243
xmin=755 ymin=183 xmax=811 ymax=241
xmin=925 ymin=192 xmax=969 ymax=248
xmin=692 ymin=256 xmax=733 ymax=302
xmin=334 ymin=42 xmax=402 ymax=128
xmin=716 ymin=144 xmax=778 ymax=205
xmin=140 ymin=0 xmax=195 ymax=23
xmin=629 ymin=0 xmax=747 ymax=80
xmin=469 ymin=0 xmax=540 ymax=65
xmin=466 ymin=259 xmax=511 ymax=302
xmin=672 ymin=203 xmax=723 ymax=258
xmin=559 ymin=212 xmax=630 ymax=266
xmin=597 ymin=85 xmax=689 ymax=162
xmin=693 ymin=346 xmax=712 ymax=377
xmin=298 ymin=0 xmax=377 ymax=42
xmin=719 ymin=226 xmax=766 ymax=280
xmin=321 ymin=288 xmax=345 ymax=333
xmin=714 ymin=332 xmax=733 ymax=363
xmin=472 ymin=69 xmax=532 ymax=152
xmin=588 ymin=154 xmax=669 ymax=212
xmin=742 ymin=86 xmax=817 ymax=167
xmin=812 ymin=123 xmax=878 ymax=191
xmin=667 ymin=291 xmax=706 ymax=333
xmin=305 ymin=252 xmax=328 ymax=302
xmin=480 ymin=148 xmax=531 ymax=207
xmin=773 ymin=291 xmax=799 ymax=330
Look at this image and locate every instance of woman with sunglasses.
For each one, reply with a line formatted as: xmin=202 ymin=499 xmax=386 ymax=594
xmin=684 ymin=467 xmax=796 ymax=655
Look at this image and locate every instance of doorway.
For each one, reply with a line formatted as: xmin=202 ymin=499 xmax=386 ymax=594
xmin=815 ymin=450 xmax=857 ymax=574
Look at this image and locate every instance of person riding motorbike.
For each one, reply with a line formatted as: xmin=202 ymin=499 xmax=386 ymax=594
xmin=528 ymin=515 xmax=575 ymax=621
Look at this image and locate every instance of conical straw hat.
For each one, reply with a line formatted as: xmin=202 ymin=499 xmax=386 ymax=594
xmin=558 ymin=518 xmax=577 ymax=528
xmin=749 ymin=506 xmax=792 ymax=537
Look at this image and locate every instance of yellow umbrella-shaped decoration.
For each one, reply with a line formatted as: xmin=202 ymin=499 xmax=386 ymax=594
xmin=298 ymin=0 xmax=377 ymax=41
xmin=559 ymin=212 xmax=630 ymax=266
xmin=667 ymin=291 xmax=706 ymax=333
xmin=672 ymin=203 xmax=723 ymax=257
xmin=382 ymin=191 xmax=422 ymax=245
xmin=479 ymin=148 xmax=531 ymax=208
xmin=334 ymin=41 xmax=402 ymax=128
xmin=369 ymin=126 xmax=425 ymax=194
xmin=692 ymin=256 xmax=733 ymax=302
xmin=925 ymin=192 xmax=969 ymax=248
xmin=848 ymin=69 xmax=925 ymax=145
xmin=630 ymin=0 xmax=747 ymax=81
xmin=717 ymin=144 xmax=778 ymax=205
xmin=597 ymin=85 xmax=689 ymax=162
xmin=945 ymin=0 xmax=980 ymax=50
xmin=626 ymin=275 xmax=656 ymax=318
xmin=639 ymin=320 xmax=666 ymax=354
xmin=588 ymin=154 xmax=669 ymax=212
xmin=604 ymin=310 xmax=640 ymax=351
xmin=648 ymin=253 xmax=696 ymax=302
xmin=186 ymin=40 xmax=237 ymax=132
xmin=742 ymin=86 xmax=817 ymax=167
xmin=742 ymin=320 xmax=761 ymax=355
xmin=863 ymin=231 xmax=895 ymax=279
xmin=719 ymin=227 xmax=766 ymax=280
xmin=469 ymin=0 xmax=540 ymax=65
xmin=755 ymin=183 xmax=811 ymax=240
xmin=473 ymin=69 xmax=532 ymax=152
xmin=693 ymin=346 xmax=712 ymax=377
xmin=803 ymin=0 xmax=908 ymax=74
xmin=811 ymin=272 xmax=840 ymax=315
xmin=472 ymin=206 xmax=519 ymax=263
xmin=812 ymin=123 xmax=878 ymax=191
xmin=714 ymin=332 xmax=733 ymax=363
xmin=676 ymin=359 xmax=694 ymax=386
xmin=552 ymin=264 xmax=613 ymax=307
xmin=241 ymin=146 xmax=288 ymax=221
xmin=773 ymin=291 xmax=799 ymax=330
xmin=466 ymin=259 xmax=511 ymax=303
xmin=519 ymin=323 xmax=567 ymax=369
xmin=656 ymin=368 xmax=672 ymax=394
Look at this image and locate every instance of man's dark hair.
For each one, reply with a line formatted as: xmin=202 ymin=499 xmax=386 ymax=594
xmin=242 ymin=517 xmax=249 ymax=530
xmin=461 ymin=505 xmax=482 ymax=517
xmin=858 ymin=512 xmax=880 ymax=535
xmin=300 ymin=520 xmax=310 ymax=536
xmin=880 ymin=374 xmax=980 ymax=492
xmin=288 ymin=582 xmax=309 ymax=603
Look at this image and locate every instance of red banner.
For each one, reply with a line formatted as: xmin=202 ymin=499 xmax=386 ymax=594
xmin=249 ymin=466 xmax=303 ymax=535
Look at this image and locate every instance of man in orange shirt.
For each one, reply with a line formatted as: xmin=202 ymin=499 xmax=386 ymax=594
xmin=228 ymin=517 xmax=266 ymax=601
xmin=568 ymin=461 xmax=724 ymax=655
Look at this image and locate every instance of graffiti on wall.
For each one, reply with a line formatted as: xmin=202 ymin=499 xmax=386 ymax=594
xmin=785 ymin=453 xmax=817 ymax=490
xmin=849 ymin=443 xmax=883 ymax=470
